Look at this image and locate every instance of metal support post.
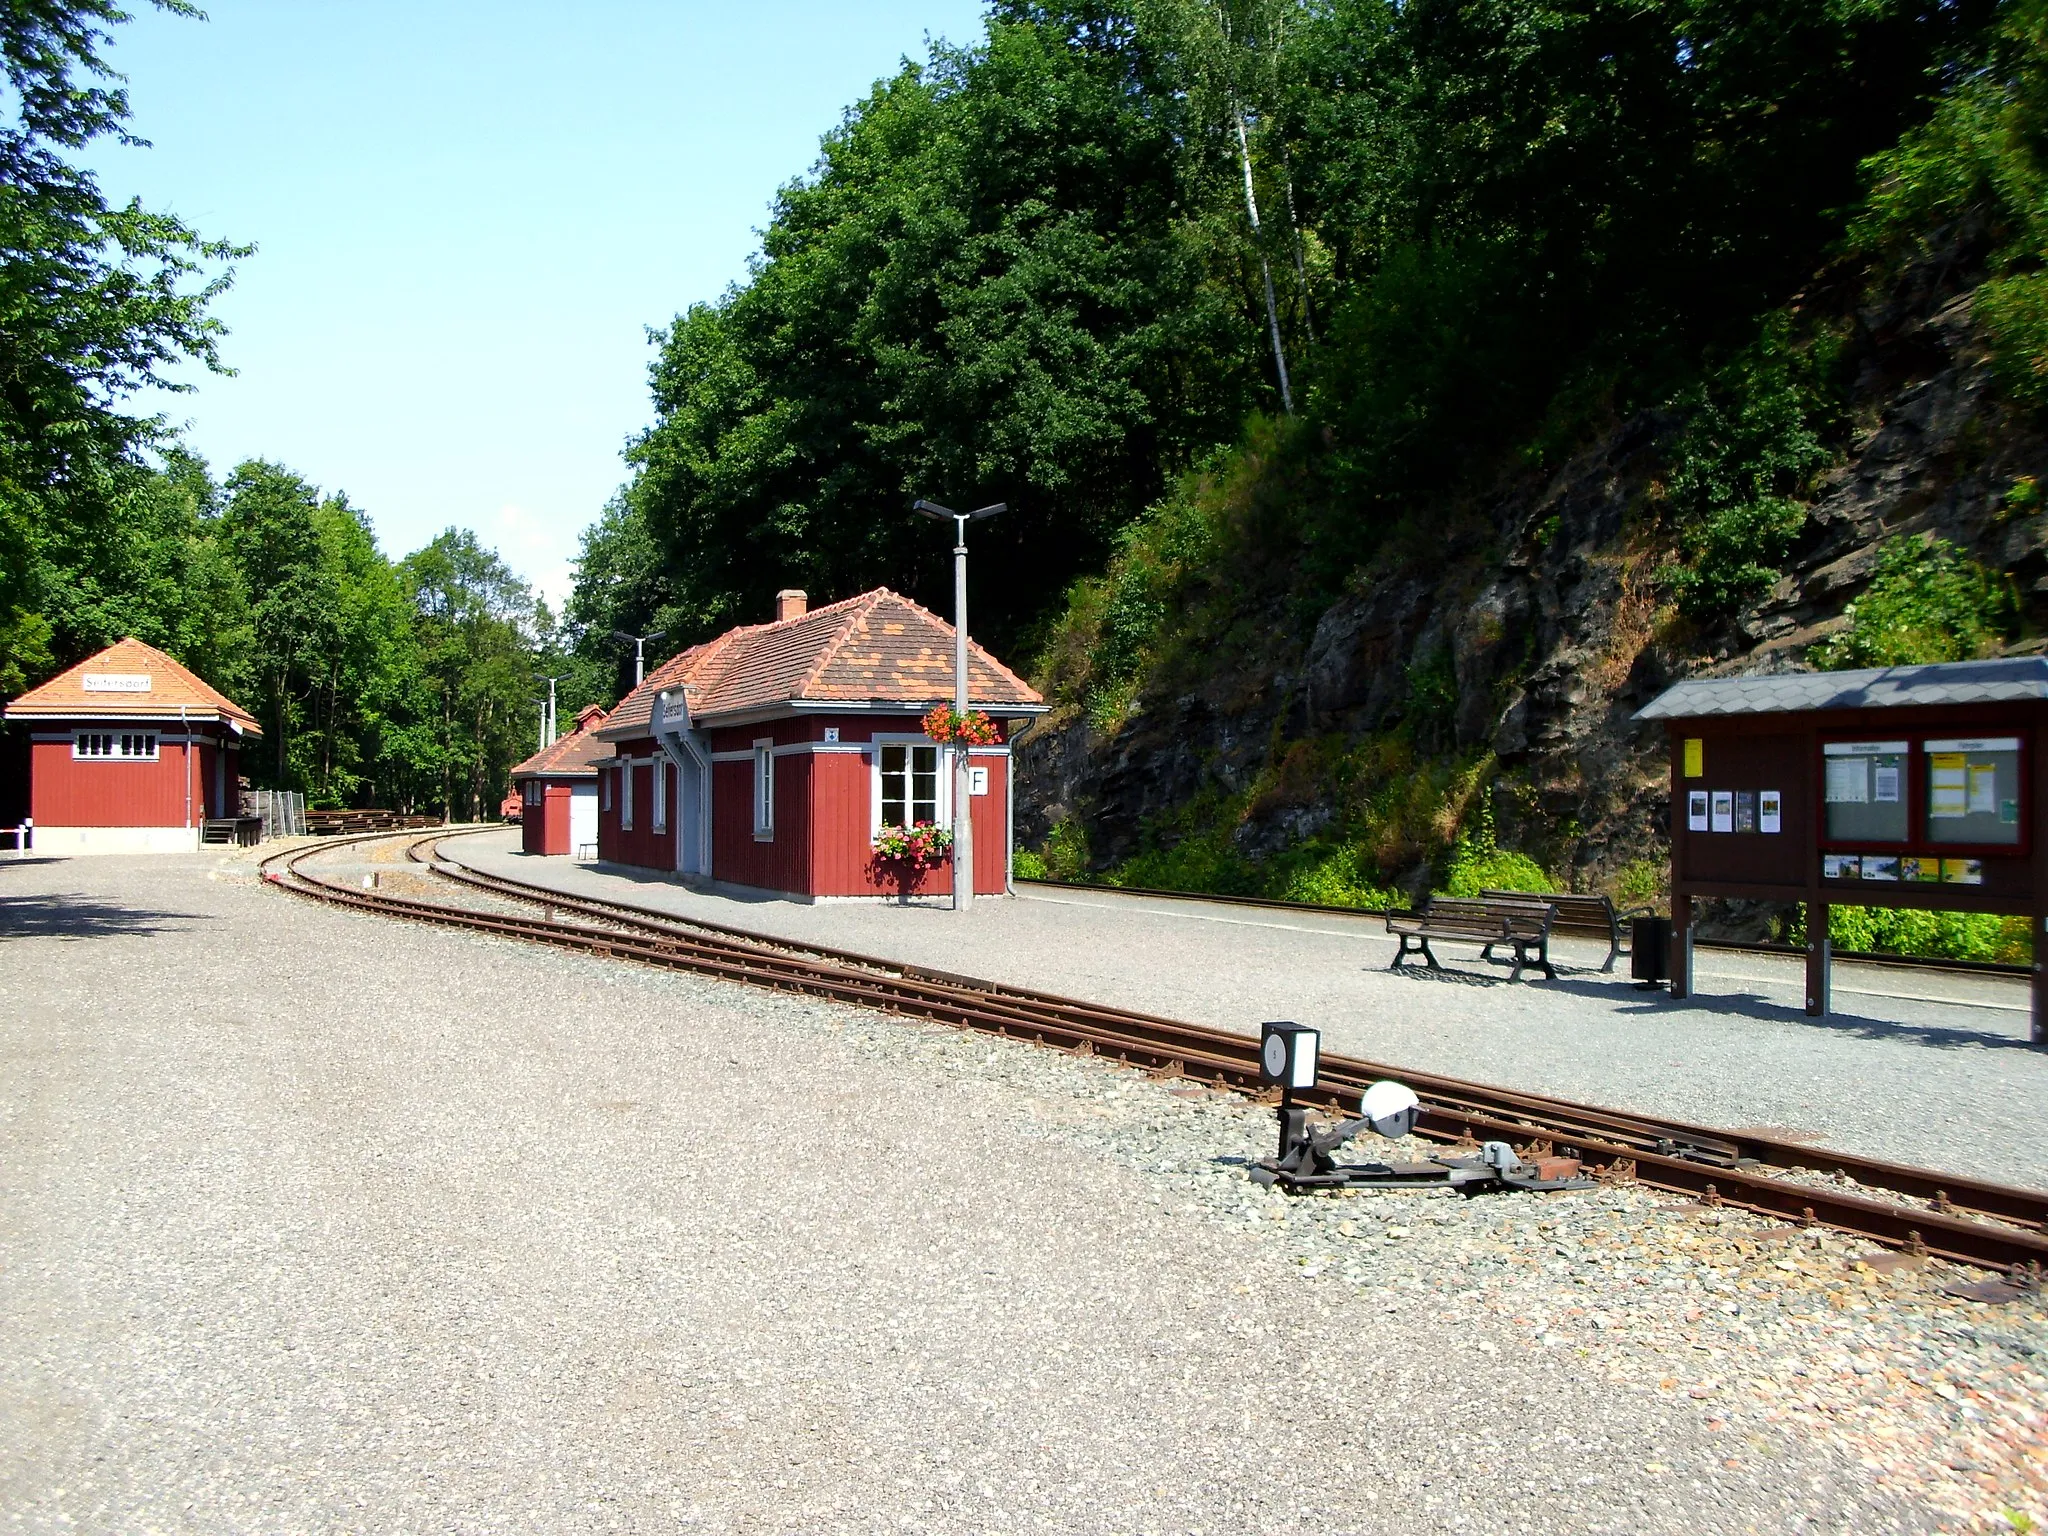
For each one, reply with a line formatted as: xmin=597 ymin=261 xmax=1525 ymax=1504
xmin=1669 ymin=893 xmax=1693 ymax=999
xmin=2033 ymin=914 xmax=2047 ymax=1047
xmin=1806 ymin=900 xmax=1831 ymax=1017
xmin=952 ymin=521 xmax=974 ymax=912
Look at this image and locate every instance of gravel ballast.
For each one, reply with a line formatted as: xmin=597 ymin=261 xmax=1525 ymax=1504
xmin=448 ymin=830 xmax=2048 ymax=1190
xmin=1 ymin=847 xmax=2042 ymax=1533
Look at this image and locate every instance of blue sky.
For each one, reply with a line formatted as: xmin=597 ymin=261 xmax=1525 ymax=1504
xmin=88 ymin=1 xmax=991 ymax=608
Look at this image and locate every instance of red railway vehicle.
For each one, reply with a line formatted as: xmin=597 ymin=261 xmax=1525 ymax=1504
xmin=508 ymin=704 xmax=609 ymax=856
xmin=3 ymin=637 xmax=261 ymax=854
xmin=588 ymin=588 xmax=1045 ymax=899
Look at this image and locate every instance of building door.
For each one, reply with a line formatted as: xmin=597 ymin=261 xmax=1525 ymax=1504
xmin=675 ymin=754 xmax=706 ymax=876
xmin=569 ymin=785 xmax=597 ymax=857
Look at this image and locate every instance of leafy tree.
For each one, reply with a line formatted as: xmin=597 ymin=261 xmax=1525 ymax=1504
xmin=0 ymin=0 xmax=246 ymax=691
xmin=400 ymin=529 xmax=538 ymax=821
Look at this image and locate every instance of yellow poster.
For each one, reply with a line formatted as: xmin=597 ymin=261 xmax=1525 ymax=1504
xmin=1929 ymin=752 xmax=1967 ymax=818
xmin=1682 ymin=738 xmax=1702 ymax=778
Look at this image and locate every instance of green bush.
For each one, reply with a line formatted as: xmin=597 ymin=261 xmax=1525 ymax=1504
xmin=1811 ymin=535 xmax=2016 ymax=669
xmin=1439 ymin=799 xmax=1555 ymax=897
xmin=1016 ymin=817 xmax=1091 ymax=882
xmin=1614 ymin=857 xmax=1668 ymax=912
xmin=1801 ymin=904 xmax=2033 ymax=964
xmin=1659 ymin=318 xmax=1841 ymax=620
xmin=1271 ymin=843 xmax=1403 ymax=910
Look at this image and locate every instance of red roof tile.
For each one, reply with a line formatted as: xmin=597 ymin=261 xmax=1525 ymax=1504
xmin=509 ymin=705 xmax=612 ymax=778
xmin=4 ymin=637 xmax=261 ymax=733
xmin=597 ymin=588 xmax=1043 ymax=738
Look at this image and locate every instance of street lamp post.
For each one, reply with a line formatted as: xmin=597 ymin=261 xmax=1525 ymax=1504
xmin=913 ymin=498 xmax=1006 ymax=912
xmin=612 ymin=629 xmax=666 ymax=688
xmin=541 ymin=674 xmax=568 ymax=744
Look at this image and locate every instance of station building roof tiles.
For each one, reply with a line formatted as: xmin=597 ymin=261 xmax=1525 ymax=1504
xmin=509 ymin=705 xmax=611 ymax=779
xmin=1635 ymin=656 xmax=2048 ymax=720
xmin=596 ymin=588 xmax=1045 ymax=739
xmin=4 ymin=636 xmax=261 ymax=733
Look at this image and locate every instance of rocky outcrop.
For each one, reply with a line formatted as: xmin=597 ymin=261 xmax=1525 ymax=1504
xmin=1016 ymin=266 xmax=2048 ymax=894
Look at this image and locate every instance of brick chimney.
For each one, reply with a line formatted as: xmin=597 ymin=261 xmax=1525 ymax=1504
xmin=776 ymin=589 xmax=808 ymax=622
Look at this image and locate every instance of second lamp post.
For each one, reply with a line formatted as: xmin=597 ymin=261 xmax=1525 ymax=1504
xmin=913 ymin=497 xmax=1006 ymax=911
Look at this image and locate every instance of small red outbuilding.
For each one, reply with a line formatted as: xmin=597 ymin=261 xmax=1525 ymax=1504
xmin=3 ymin=637 xmax=261 ymax=854
xmin=508 ymin=704 xmax=609 ymax=856
xmin=590 ymin=588 xmax=1045 ymax=899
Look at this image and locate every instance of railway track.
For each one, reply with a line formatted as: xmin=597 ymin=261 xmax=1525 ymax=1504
xmin=262 ymin=830 xmax=2048 ymax=1274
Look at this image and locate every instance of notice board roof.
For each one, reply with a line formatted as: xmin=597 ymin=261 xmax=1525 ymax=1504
xmin=1635 ymin=657 xmax=2048 ymax=722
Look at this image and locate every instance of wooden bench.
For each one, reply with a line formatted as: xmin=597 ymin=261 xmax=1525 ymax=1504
xmin=1386 ymin=896 xmax=1557 ymax=982
xmin=1481 ymin=890 xmax=1653 ymax=973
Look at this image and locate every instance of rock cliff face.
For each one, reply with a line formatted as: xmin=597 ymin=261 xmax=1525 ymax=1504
xmin=1016 ymin=262 xmax=2048 ymax=899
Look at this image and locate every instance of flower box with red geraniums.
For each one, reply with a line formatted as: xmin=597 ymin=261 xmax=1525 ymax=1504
xmin=871 ymin=821 xmax=953 ymax=866
xmin=921 ymin=705 xmax=999 ymax=746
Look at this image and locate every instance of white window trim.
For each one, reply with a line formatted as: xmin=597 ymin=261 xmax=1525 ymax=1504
xmin=870 ymin=733 xmax=951 ymax=832
xmin=652 ymin=754 xmax=668 ymax=832
xmin=621 ymin=755 xmax=636 ymax=831
xmin=601 ymin=767 xmax=613 ymax=812
xmin=73 ymin=730 xmax=158 ymax=761
xmin=753 ymin=738 xmax=775 ymax=840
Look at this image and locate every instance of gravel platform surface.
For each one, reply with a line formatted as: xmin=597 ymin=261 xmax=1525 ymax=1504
xmin=446 ymin=831 xmax=2048 ymax=1192
xmin=2 ymin=847 xmax=2042 ymax=1534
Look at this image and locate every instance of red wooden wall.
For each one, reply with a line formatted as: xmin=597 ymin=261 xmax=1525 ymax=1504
xmin=520 ymin=782 xmax=576 ymax=856
xmin=597 ymin=742 xmax=677 ymax=871
xmin=598 ymin=713 xmax=1017 ymax=898
xmin=30 ymin=725 xmax=237 ymax=827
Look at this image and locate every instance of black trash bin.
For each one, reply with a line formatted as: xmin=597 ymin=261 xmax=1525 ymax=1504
xmin=1631 ymin=916 xmax=1671 ymax=984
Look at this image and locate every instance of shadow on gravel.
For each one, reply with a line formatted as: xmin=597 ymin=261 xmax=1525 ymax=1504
xmin=0 ymin=892 xmax=208 ymax=941
xmin=1542 ymin=974 xmax=2036 ymax=1053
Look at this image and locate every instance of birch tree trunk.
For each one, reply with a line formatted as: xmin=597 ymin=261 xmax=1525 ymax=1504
xmin=1234 ymin=105 xmax=1293 ymax=414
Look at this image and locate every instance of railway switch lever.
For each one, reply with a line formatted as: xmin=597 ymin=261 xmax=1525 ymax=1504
xmin=1250 ymin=1058 xmax=1597 ymax=1197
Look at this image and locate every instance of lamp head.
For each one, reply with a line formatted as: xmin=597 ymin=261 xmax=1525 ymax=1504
xmin=1258 ymin=1021 xmax=1320 ymax=1091
xmin=912 ymin=499 xmax=955 ymax=521
xmin=1359 ymin=1080 xmax=1421 ymax=1140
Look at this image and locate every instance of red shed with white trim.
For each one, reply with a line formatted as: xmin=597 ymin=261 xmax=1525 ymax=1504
xmin=3 ymin=637 xmax=261 ymax=854
xmin=509 ymin=704 xmax=609 ymax=856
xmin=591 ymin=588 xmax=1045 ymax=899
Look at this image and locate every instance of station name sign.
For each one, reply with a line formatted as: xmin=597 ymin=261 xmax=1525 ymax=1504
xmin=81 ymin=673 xmax=152 ymax=692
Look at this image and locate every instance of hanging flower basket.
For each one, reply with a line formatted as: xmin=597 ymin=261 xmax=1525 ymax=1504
xmin=871 ymin=821 xmax=954 ymax=867
xmin=922 ymin=705 xmax=998 ymax=746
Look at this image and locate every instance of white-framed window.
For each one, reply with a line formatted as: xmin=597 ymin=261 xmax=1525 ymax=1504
xmin=601 ymin=767 xmax=613 ymax=812
xmin=621 ymin=754 xmax=636 ymax=830
xmin=652 ymin=755 xmax=668 ymax=832
xmin=74 ymin=730 xmax=157 ymax=761
xmin=874 ymin=737 xmax=944 ymax=829
xmin=753 ymin=738 xmax=775 ymax=839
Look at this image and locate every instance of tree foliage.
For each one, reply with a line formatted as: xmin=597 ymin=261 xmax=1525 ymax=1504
xmin=0 ymin=0 xmax=248 ymax=692
xmin=591 ymin=0 xmax=2000 ymax=658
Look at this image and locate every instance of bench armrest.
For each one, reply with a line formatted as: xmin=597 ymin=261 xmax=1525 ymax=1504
xmin=1614 ymin=904 xmax=1656 ymax=922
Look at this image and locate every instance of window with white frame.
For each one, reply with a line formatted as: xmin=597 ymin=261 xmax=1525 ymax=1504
xmin=652 ymin=755 xmax=668 ymax=832
xmin=74 ymin=730 xmax=157 ymax=761
xmin=602 ymin=767 xmax=613 ymax=811
xmin=621 ymin=755 xmax=636 ymax=830
xmin=753 ymin=739 xmax=775 ymax=838
xmin=878 ymin=741 xmax=941 ymax=827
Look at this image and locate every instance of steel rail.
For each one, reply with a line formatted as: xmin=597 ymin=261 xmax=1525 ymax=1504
xmin=418 ymin=842 xmax=2048 ymax=1234
xmin=262 ymin=833 xmax=2048 ymax=1271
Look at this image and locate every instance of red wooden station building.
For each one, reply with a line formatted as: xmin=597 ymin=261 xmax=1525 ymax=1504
xmin=4 ymin=637 xmax=261 ymax=854
xmin=509 ymin=704 xmax=609 ymax=856
xmin=580 ymin=588 xmax=1044 ymax=899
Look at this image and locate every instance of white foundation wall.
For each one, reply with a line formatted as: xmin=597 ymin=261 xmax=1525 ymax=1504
xmin=30 ymin=826 xmax=203 ymax=855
